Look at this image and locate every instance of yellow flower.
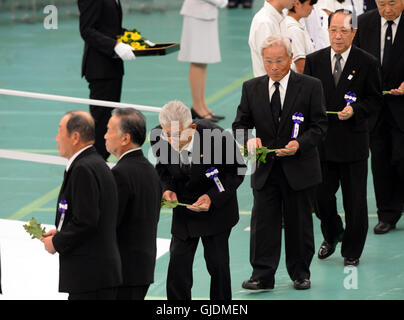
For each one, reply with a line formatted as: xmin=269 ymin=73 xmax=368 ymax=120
xmin=130 ymin=42 xmax=141 ymax=49
xmin=121 ymin=35 xmax=129 ymax=43
xmin=132 ymin=32 xmax=141 ymax=41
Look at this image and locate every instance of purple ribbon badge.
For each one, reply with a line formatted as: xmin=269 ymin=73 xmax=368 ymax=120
xmin=58 ymin=200 xmax=68 ymax=214
xmin=291 ymin=112 xmax=304 ymax=139
xmin=57 ymin=200 xmax=68 ymax=231
xmin=205 ymin=167 xmax=225 ymax=193
xmin=344 ymin=91 xmax=357 ymax=105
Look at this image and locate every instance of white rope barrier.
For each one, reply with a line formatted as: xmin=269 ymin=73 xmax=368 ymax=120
xmin=0 ymin=88 xmax=162 ymax=113
xmin=0 ymin=149 xmax=116 ymax=168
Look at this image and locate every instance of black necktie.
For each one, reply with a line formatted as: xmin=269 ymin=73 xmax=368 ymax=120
xmin=333 ymin=54 xmax=342 ymax=86
xmin=271 ymin=82 xmax=281 ymax=130
xmin=179 ymin=150 xmax=191 ymax=176
xmin=382 ymin=21 xmax=394 ymax=68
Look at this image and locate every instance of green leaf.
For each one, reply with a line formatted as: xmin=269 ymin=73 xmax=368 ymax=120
xmin=23 ymin=217 xmax=46 ymax=240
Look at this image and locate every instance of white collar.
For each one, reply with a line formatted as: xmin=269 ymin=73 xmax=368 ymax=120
xmin=66 ymin=145 xmax=93 ymax=172
xmin=381 ymin=14 xmax=401 ymax=27
xmin=119 ymin=147 xmax=141 ymax=161
xmin=331 ymin=45 xmax=351 ymax=62
xmin=269 ymin=70 xmax=291 ymax=90
xmin=265 ymin=1 xmax=285 ymax=23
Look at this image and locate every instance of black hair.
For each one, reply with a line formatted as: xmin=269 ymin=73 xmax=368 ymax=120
xmin=112 ymin=108 xmax=146 ymax=147
xmin=328 ymin=9 xmax=354 ymax=28
xmin=65 ymin=111 xmax=95 ymax=143
xmin=289 ymin=0 xmax=318 ymax=13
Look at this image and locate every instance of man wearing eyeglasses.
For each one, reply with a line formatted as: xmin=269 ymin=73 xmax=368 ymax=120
xmin=354 ymin=0 xmax=404 ymax=235
xmin=150 ymin=101 xmax=246 ymax=300
xmin=304 ymin=9 xmax=382 ymax=266
xmin=233 ymin=36 xmax=327 ymax=291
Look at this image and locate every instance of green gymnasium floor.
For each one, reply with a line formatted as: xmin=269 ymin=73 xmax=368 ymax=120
xmin=0 ymin=3 xmax=403 ymax=300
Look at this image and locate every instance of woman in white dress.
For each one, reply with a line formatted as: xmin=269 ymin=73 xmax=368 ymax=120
xmin=285 ymin=0 xmax=317 ymax=73
xmin=178 ymin=0 xmax=228 ymax=121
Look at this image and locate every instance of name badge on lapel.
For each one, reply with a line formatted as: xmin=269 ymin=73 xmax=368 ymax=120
xmin=57 ymin=200 xmax=68 ymax=231
xmin=205 ymin=167 xmax=225 ymax=193
xmin=291 ymin=113 xmax=304 ymax=139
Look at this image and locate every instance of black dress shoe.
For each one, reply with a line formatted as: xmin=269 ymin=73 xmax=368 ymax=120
xmin=228 ymin=1 xmax=239 ymax=8
xmin=293 ymin=279 xmax=311 ymax=290
xmin=208 ymin=112 xmax=225 ymax=121
xmin=190 ymin=108 xmax=218 ymax=122
xmin=242 ymin=1 xmax=253 ymax=8
xmin=344 ymin=257 xmax=360 ymax=266
xmin=242 ymin=279 xmax=274 ymax=291
xmin=374 ymin=221 xmax=396 ymax=234
xmin=318 ymin=240 xmax=337 ymax=260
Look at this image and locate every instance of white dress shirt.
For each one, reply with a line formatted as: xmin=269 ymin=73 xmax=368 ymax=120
xmin=330 ymin=46 xmax=352 ymax=74
xmin=380 ymin=14 xmax=402 ymax=62
xmin=249 ymin=1 xmax=289 ymax=77
xmin=284 ymin=16 xmax=315 ymax=63
xmin=65 ymin=145 xmax=93 ymax=172
xmin=268 ymin=70 xmax=291 ymax=110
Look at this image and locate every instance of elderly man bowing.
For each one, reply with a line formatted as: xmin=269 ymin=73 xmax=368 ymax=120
xmin=233 ymin=36 xmax=327 ymax=291
xmin=151 ymin=100 xmax=246 ymax=300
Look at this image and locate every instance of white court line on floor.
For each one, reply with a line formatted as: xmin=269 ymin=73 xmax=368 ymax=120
xmin=0 ymin=219 xmax=170 ymax=300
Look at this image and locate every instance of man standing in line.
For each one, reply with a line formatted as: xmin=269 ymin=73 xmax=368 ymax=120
xmin=41 ymin=111 xmax=122 ymax=300
xmin=249 ymin=0 xmax=295 ymax=77
xmin=353 ymin=0 xmax=404 ymax=234
xmin=304 ymin=9 xmax=382 ymax=266
xmin=105 ymin=108 xmax=162 ymax=300
xmin=78 ymin=0 xmax=135 ymax=160
xmin=233 ymin=36 xmax=327 ymax=290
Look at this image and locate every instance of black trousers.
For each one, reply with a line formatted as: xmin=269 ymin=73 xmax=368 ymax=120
xmin=315 ymin=160 xmax=369 ymax=259
xmin=250 ymin=161 xmax=315 ymax=286
xmin=88 ymin=77 xmax=123 ymax=160
xmin=116 ymin=285 xmax=150 ymax=300
xmin=370 ymin=113 xmax=404 ymax=225
xmin=68 ymin=287 xmax=117 ymax=300
xmin=167 ymin=231 xmax=232 ymax=300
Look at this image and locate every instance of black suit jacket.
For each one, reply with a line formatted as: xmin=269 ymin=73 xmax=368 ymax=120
xmin=150 ymin=120 xmax=245 ymax=240
xmin=78 ymin=0 xmax=125 ymax=80
xmin=232 ymin=71 xmax=328 ymax=191
xmin=353 ymin=9 xmax=404 ymax=130
xmin=304 ymin=45 xmax=383 ymax=162
xmin=112 ymin=149 xmax=162 ymax=287
xmin=52 ymin=147 xmax=122 ymax=293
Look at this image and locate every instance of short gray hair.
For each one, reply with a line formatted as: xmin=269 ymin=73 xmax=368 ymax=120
xmin=159 ymin=100 xmax=192 ymax=128
xmin=261 ymin=35 xmax=293 ymax=57
xmin=111 ymin=107 xmax=146 ymax=146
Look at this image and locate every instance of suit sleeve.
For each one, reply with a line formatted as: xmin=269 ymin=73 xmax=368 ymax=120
xmin=52 ymin=165 xmax=100 ymax=255
xmin=350 ymin=57 xmax=383 ymax=124
xmin=205 ymin=131 xmax=246 ymax=208
xmin=232 ymin=82 xmax=256 ymax=146
xmin=78 ymin=0 xmax=118 ymax=57
xmin=296 ymin=79 xmax=328 ymax=151
xmin=303 ymin=55 xmax=313 ymax=76
xmin=150 ymin=128 xmax=177 ymax=193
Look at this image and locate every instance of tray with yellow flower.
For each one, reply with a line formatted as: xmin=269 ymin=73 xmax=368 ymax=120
xmin=117 ymin=29 xmax=180 ymax=57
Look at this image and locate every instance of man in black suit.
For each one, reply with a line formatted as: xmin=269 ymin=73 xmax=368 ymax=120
xmin=41 ymin=111 xmax=122 ymax=300
xmin=105 ymin=108 xmax=162 ymax=300
xmin=150 ymin=100 xmax=245 ymax=300
xmin=353 ymin=0 xmax=404 ymax=234
xmin=78 ymin=0 xmax=135 ymax=160
xmin=233 ymin=36 xmax=327 ymax=290
xmin=304 ymin=10 xmax=383 ymax=266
